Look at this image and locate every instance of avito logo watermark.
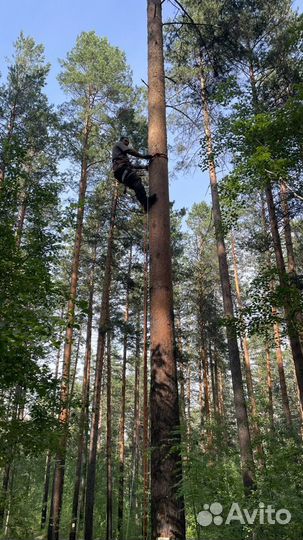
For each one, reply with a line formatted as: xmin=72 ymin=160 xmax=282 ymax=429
xmin=197 ymin=502 xmax=291 ymax=527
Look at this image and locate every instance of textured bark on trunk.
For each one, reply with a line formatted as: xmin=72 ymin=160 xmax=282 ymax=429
xmin=117 ymin=245 xmax=132 ymax=540
xmin=148 ymin=2 xmax=186 ymax=537
xmin=69 ymin=242 xmax=96 ymax=540
xmin=48 ymin=115 xmax=91 ymax=540
xmin=200 ymin=67 xmax=255 ymax=492
xmin=84 ymin=185 xmax=118 ymax=540
xmin=142 ymin=217 xmax=149 ymax=540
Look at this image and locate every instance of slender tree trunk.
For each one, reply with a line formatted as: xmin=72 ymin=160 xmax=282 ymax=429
xmin=231 ymin=234 xmax=257 ymax=417
xmin=142 ymin=217 xmax=149 ymax=540
xmin=176 ymin=314 xmax=186 ymax=424
xmin=198 ymin=355 xmax=204 ymax=429
xmin=231 ymin=234 xmax=266 ymax=464
xmin=249 ymin=62 xmax=303 ymax=409
xmin=48 ymin=115 xmax=91 ymax=540
xmin=106 ymin=332 xmax=113 ymax=540
xmin=118 ymin=245 xmax=132 ymax=540
xmin=186 ymin=360 xmax=191 ymax=438
xmin=84 ymin=185 xmax=118 ymax=540
xmin=69 ymin=242 xmax=96 ymax=540
xmin=41 ymin=452 xmax=52 ymax=530
xmin=41 ymin=331 xmax=63 ymax=530
xmin=148 ymin=2 xmax=186 ymax=537
xmin=128 ymin=312 xmax=142 ymax=534
xmin=218 ymin=366 xmax=225 ymax=420
xmin=265 ymin=344 xmax=275 ymax=432
xmin=213 ymin=348 xmax=220 ymax=418
xmin=70 ymin=331 xmax=82 ymax=405
xmin=265 ymin=184 xmax=303 ymax=408
xmin=0 ymin=98 xmax=18 ymax=186
xmin=15 ymin=191 xmax=28 ymax=248
xmin=0 ymin=464 xmax=11 ymax=530
xmin=280 ymin=181 xmax=303 ymax=343
xmin=261 ymin=196 xmax=293 ymax=431
xmin=201 ymin=340 xmax=211 ymax=422
xmin=200 ymin=66 xmax=255 ymax=491
xmin=280 ymin=181 xmax=296 ymax=274
xmin=209 ymin=344 xmax=218 ymax=416
xmin=3 ymin=466 xmax=14 ymax=537
xmin=273 ymin=315 xmax=293 ymax=429
xmin=97 ymin=376 xmax=106 ymax=453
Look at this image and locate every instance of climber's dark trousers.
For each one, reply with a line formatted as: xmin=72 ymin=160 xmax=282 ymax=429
xmin=114 ymin=167 xmax=147 ymax=209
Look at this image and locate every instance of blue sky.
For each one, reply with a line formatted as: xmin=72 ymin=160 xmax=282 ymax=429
xmin=1 ymin=0 xmax=302 ymax=210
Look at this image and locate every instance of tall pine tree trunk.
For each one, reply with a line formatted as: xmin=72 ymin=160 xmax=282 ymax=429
xmin=84 ymin=185 xmax=118 ymax=540
xmin=48 ymin=115 xmax=91 ymax=540
xmin=69 ymin=241 xmax=96 ymax=540
xmin=147 ymin=1 xmax=186 ymax=537
xmin=117 ymin=245 xmax=132 ymax=540
xmin=200 ymin=66 xmax=255 ymax=491
xmin=265 ymin=184 xmax=303 ymax=407
xmin=142 ymin=217 xmax=149 ymax=540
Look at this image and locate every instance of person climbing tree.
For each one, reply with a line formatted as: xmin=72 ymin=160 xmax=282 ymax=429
xmin=112 ymin=135 xmax=157 ymax=211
